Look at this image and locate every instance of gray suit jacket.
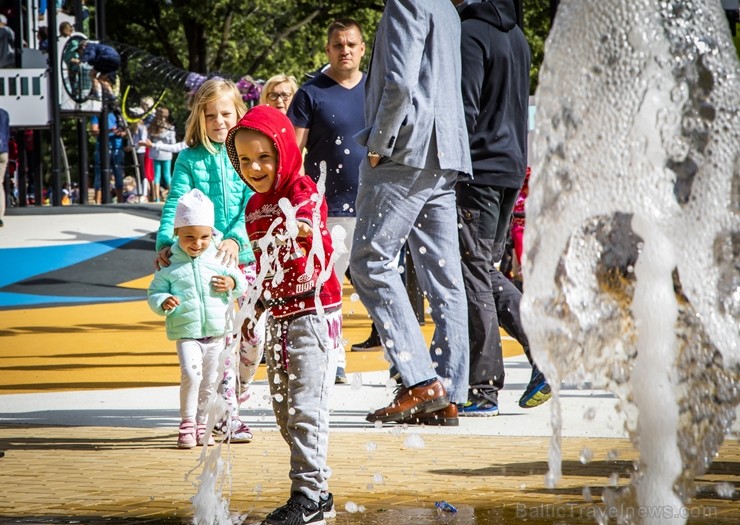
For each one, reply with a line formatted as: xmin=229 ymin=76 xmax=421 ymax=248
xmin=354 ymin=0 xmax=472 ymax=174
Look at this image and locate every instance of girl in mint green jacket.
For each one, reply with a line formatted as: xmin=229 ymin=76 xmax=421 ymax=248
xmin=154 ymin=78 xmax=255 ymax=270
xmin=148 ymin=230 xmax=246 ymax=341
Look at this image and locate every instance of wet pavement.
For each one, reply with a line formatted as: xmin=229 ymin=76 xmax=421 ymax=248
xmin=1 ymin=417 xmax=738 ymax=524
xmin=1 ymin=206 xmax=739 ymax=525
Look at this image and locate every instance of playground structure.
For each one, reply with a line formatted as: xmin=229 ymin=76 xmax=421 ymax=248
xmin=1 ymin=0 xmax=100 ymax=205
xmin=0 ymin=0 xmax=263 ymax=206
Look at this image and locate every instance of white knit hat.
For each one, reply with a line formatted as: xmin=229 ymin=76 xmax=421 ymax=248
xmin=174 ymin=189 xmax=215 ymax=229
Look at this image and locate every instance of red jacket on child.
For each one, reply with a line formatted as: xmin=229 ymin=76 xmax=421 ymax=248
xmin=225 ymin=105 xmax=342 ymax=319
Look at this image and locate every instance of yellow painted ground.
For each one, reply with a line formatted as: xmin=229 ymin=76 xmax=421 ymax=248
xmin=0 ymin=279 xmax=523 ymax=394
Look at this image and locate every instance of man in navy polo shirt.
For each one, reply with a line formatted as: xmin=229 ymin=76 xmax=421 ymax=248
xmin=288 ymin=18 xmax=378 ymax=383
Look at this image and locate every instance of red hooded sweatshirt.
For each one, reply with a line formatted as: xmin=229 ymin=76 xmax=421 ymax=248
xmin=225 ymin=105 xmax=342 ymax=319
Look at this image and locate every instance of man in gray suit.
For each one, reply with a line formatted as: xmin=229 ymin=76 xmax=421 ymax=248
xmin=350 ymin=0 xmax=471 ymax=426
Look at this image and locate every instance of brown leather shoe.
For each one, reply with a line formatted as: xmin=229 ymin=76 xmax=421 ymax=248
xmin=366 ymin=379 xmax=449 ymax=423
xmin=402 ymin=403 xmax=459 ymax=426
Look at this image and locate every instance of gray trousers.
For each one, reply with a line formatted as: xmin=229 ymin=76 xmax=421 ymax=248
xmin=350 ymin=160 xmax=470 ymax=404
xmin=265 ymin=308 xmax=341 ymax=502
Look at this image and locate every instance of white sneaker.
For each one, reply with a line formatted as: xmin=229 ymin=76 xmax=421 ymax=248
xmin=228 ymin=420 xmax=253 ymax=443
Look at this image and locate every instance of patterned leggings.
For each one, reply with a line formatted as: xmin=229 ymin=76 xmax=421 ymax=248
xmin=214 ymin=263 xmax=265 ymax=434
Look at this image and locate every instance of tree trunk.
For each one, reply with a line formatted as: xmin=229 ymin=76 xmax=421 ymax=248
xmin=181 ymin=17 xmax=207 ymax=73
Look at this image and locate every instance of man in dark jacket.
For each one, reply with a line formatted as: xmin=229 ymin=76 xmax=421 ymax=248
xmin=454 ymin=0 xmax=550 ymax=416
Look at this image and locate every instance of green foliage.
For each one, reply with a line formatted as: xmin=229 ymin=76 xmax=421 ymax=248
xmin=105 ymin=0 xmax=384 ymax=130
xmin=523 ymin=0 xmax=551 ymax=94
xmin=106 ymin=0 xmax=383 ymax=79
xmin=102 ymin=1 xmax=557 ymax=124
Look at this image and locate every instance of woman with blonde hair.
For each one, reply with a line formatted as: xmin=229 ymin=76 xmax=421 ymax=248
xmin=259 ymin=74 xmax=299 ymax=114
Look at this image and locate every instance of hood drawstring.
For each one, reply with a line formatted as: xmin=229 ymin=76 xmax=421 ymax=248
xmin=280 ymin=319 xmax=290 ymax=368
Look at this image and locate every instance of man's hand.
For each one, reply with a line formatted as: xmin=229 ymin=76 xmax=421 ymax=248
xmin=368 ymin=150 xmax=383 ymax=168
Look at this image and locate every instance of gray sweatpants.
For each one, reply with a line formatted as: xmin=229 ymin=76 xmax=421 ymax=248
xmin=265 ymin=308 xmax=342 ymax=502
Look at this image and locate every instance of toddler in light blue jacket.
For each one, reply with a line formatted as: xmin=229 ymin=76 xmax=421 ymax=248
xmin=148 ymin=189 xmax=247 ymax=449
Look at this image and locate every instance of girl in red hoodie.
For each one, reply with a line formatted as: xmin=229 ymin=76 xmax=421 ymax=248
xmin=226 ymin=105 xmax=341 ymax=525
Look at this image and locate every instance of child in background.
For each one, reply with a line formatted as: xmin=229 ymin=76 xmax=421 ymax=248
xmin=121 ymin=175 xmax=137 ymax=203
xmin=226 ymin=105 xmax=342 ymax=525
xmin=155 ymin=78 xmax=258 ymax=443
xmin=128 ymin=119 xmax=149 ymax=201
xmin=148 ymin=106 xmax=176 ymax=202
xmin=507 ymin=166 xmax=530 ymax=289
xmin=78 ymin=40 xmax=121 ymax=101
xmin=148 ymin=189 xmax=248 ymax=449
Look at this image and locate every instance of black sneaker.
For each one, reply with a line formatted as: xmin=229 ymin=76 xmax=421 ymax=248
xmin=320 ymin=492 xmax=336 ymax=519
xmin=350 ymin=331 xmax=382 ymax=351
xmin=262 ymin=492 xmax=325 ymax=525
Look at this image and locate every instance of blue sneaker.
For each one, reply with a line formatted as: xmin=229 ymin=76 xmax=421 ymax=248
xmin=519 ymin=372 xmax=552 ymax=409
xmin=458 ymin=397 xmax=499 ymax=417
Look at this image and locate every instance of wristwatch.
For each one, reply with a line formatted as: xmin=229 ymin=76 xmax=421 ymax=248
xmin=367 ymin=149 xmax=383 ymax=167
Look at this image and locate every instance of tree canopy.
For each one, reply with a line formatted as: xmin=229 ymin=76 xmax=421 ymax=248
xmin=106 ymin=0 xmax=385 ymax=79
xmin=103 ymin=0 xmax=552 ymax=127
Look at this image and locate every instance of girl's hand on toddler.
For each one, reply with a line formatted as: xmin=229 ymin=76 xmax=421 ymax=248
xmin=217 ymin=238 xmax=240 ymax=267
xmin=211 ymin=275 xmax=235 ymax=293
xmin=155 ymin=246 xmax=172 ymax=270
xmin=162 ymin=296 xmax=180 ymax=310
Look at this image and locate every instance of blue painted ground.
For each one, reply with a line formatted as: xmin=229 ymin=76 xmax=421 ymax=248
xmin=0 ymin=235 xmax=154 ymax=309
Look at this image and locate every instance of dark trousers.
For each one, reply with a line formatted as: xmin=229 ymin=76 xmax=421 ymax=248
xmin=456 ymin=182 xmax=538 ymax=403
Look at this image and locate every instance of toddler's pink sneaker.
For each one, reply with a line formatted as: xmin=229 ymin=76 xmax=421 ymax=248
xmin=177 ymin=420 xmax=196 ymax=449
xmin=196 ymin=423 xmax=216 ymax=446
